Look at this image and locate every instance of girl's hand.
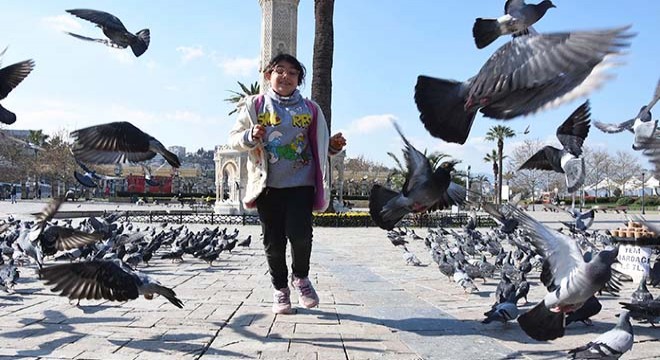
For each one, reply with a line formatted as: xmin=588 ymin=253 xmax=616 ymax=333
xmin=251 ymin=124 xmax=266 ymax=142
xmin=330 ymin=132 xmax=346 ymax=151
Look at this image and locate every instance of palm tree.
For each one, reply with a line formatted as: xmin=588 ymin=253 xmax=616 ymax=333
xmin=224 ymin=81 xmax=260 ymax=116
xmin=485 ymin=125 xmax=515 ymax=204
xmin=312 ymin=0 xmax=334 ymax=211
xmin=483 ymin=149 xmax=498 ymax=202
xmin=27 ymin=130 xmax=49 ymax=146
xmin=311 ymin=0 xmax=334 ymax=127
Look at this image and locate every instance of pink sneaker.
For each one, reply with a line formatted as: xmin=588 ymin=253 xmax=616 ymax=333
xmin=272 ymin=287 xmax=293 ymax=314
xmin=291 ymin=275 xmax=319 ymax=308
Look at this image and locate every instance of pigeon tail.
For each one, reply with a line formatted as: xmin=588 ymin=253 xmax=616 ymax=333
xmin=518 ymin=301 xmax=565 ymax=341
xmin=369 ymin=185 xmax=406 ymax=231
xmin=0 ymin=104 xmax=16 ymax=125
xmin=130 ymin=29 xmax=150 ymax=57
xmin=415 ymin=76 xmax=476 ymax=144
xmin=472 ymin=18 xmax=502 ymax=49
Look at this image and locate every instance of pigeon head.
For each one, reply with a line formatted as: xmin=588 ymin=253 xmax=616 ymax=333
xmin=438 ymin=160 xmax=459 ymax=172
xmin=537 ymin=1 xmax=556 ymax=14
xmin=543 ymin=0 xmax=556 ymax=8
xmin=595 ymin=246 xmax=620 ymax=266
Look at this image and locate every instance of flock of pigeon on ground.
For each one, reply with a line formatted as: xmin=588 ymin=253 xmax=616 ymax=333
xmin=1 ymin=2 xmax=660 ymax=359
xmin=0 ymin=197 xmax=253 ymax=307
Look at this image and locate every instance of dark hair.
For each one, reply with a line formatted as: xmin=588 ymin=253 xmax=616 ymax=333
xmin=264 ymin=53 xmax=306 ymax=86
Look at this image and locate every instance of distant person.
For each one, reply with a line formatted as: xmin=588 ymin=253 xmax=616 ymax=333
xmin=10 ymin=185 xmax=17 ymax=204
xmin=37 ymin=187 xmax=42 ymax=199
xmin=228 ymin=53 xmax=346 ymax=314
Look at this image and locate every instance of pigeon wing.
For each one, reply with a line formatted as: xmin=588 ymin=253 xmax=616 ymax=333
xmin=392 ymin=121 xmax=434 ymax=195
xmin=49 ymin=226 xmax=104 ymax=251
xmin=74 ymin=171 xmax=98 ymax=188
xmin=70 ymin=121 xmax=157 ymax=164
xmin=66 ymin=9 xmax=128 ymax=32
xmin=518 ymin=147 xmax=557 ymax=171
xmin=471 ymin=27 xmax=632 ymax=119
xmin=594 ymin=119 xmax=634 ymax=134
xmin=512 ymin=206 xmax=584 ymax=289
xmin=646 ymin=77 xmax=660 ymax=112
xmin=39 ymin=261 xmax=139 ymax=302
xmin=0 ymin=59 xmax=35 ymax=100
xmin=556 ymin=101 xmax=591 ymax=156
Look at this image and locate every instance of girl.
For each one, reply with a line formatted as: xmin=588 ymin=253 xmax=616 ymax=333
xmin=228 ymin=54 xmax=346 ymax=314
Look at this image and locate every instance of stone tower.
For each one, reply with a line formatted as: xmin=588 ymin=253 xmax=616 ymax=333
xmin=258 ymin=0 xmax=300 ymax=91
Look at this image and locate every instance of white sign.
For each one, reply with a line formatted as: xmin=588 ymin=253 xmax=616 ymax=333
xmin=614 ymin=244 xmax=652 ymax=282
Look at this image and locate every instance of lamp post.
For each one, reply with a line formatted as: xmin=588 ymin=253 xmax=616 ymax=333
xmin=642 ymin=171 xmax=646 ymax=215
xmin=466 ymin=165 xmax=471 ymax=202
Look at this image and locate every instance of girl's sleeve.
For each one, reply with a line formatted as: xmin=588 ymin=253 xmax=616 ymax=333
xmin=228 ymin=97 xmax=258 ymax=151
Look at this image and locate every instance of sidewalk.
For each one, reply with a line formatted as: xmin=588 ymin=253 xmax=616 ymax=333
xmin=0 ymin=203 xmax=658 ymax=359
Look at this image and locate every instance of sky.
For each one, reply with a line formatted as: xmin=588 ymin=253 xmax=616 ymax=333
xmin=1 ymin=1 xmax=659 ymax=178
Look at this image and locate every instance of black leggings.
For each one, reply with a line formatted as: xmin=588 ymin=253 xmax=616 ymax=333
xmin=256 ymin=186 xmax=314 ymax=289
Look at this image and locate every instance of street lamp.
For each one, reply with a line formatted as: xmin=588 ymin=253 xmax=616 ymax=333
xmin=642 ymin=171 xmax=646 ymax=215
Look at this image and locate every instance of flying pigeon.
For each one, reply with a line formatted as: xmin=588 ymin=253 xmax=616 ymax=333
xmin=415 ymin=27 xmax=632 ymax=144
xmin=561 ymin=208 xmax=596 ymax=232
xmin=594 ymin=78 xmax=660 ymax=150
xmin=74 ymin=160 xmax=102 ymax=188
xmin=519 ymin=101 xmax=591 ymax=193
xmin=567 ymin=310 xmax=634 ymax=359
xmin=70 ymin=121 xmax=181 ymax=168
xmin=0 ymin=49 xmax=35 ymax=125
xmin=39 ymin=260 xmax=183 ymax=308
xmin=369 ymin=121 xmax=466 ymax=230
xmin=142 ymin=164 xmax=162 ymax=187
xmin=512 ymin=206 xmax=619 ymax=341
xmin=472 ymin=0 xmax=556 ymax=49
xmin=65 ymin=9 xmax=150 ymax=57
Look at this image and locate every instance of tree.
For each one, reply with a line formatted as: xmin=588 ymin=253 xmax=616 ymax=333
xmin=583 ymin=147 xmax=613 ymax=200
xmin=27 ymin=130 xmax=49 ymax=146
xmin=224 ymin=81 xmax=260 ymax=116
xmin=311 ymin=0 xmax=334 ymax=128
xmin=485 ymin=125 xmax=515 ymax=204
xmin=483 ymin=149 xmax=498 ymax=202
xmin=611 ymin=150 xmax=643 ymax=194
xmin=312 ymin=0 xmax=334 ymax=211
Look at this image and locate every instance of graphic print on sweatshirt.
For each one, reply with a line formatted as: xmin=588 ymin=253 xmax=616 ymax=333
xmin=259 ymin=111 xmax=312 ymax=168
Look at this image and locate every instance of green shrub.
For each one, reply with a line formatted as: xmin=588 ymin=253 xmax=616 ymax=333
xmin=616 ymin=197 xmax=633 ymax=206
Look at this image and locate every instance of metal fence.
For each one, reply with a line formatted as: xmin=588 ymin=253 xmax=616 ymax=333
xmin=107 ymin=210 xmax=496 ymax=228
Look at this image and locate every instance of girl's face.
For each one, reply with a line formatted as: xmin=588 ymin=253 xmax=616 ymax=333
xmin=265 ymin=60 xmax=300 ymax=97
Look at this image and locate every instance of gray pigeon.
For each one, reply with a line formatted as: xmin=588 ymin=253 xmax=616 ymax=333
xmin=0 ymin=49 xmax=35 ymax=125
xmin=66 ymin=9 xmax=150 ymax=57
xmin=519 ymin=101 xmax=591 ymax=194
xmin=415 ymin=27 xmax=632 ymax=144
xmin=39 ymin=259 xmax=183 ymax=308
xmin=630 ymin=274 xmax=653 ymax=304
xmin=594 ymin=78 xmax=660 ymax=150
xmin=512 ymin=207 xmax=619 ymax=341
xmin=620 ymin=297 xmax=660 ymax=327
xmin=482 ymin=294 xmax=519 ymax=324
xmin=369 ymin=121 xmax=466 ymax=230
xmin=70 ymin=121 xmax=181 ymax=168
xmin=567 ymin=310 xmax=633 ymax=359
xmin=472 ymin=0 xmax=556 ymax=49
xmin=561 ymin=208 xmax=595 ymax=232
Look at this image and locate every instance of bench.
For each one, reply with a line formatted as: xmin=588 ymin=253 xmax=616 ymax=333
xmin=613 ymin=206 xmax=628 ymax=214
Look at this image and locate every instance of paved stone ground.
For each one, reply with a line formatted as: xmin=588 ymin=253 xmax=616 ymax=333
xmin=0 ymin=200 xmax=658 ymax=359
